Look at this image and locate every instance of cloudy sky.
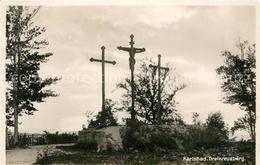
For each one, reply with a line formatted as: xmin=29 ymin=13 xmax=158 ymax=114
xmin=18 ymin=5 xmax=255 ymax=139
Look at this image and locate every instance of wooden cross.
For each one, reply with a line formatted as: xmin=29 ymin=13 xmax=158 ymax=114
xmin=117 ymin=34 xmax=145 ymax=120
xmin=90 ymin=46 xmax=116 ymax=112
xmin=149 ymin=54 xmax=169 ymax=123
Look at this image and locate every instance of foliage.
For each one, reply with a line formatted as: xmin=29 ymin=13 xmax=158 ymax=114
xmin=120 ymin=119 xmax=180 ymax=152
xmin=183 ymin=112 xmax=229 ymax=149
xmin=120 ymin=112 xmax=228 ymax=152
xmin=6 ymin=132 xmax=77 ymax=147
xmin=192 ymin=112 xmax=201 ymax=125
xmin=88 ymin=99 xmax=118 ymax=129
xmin=17 ymin=133 xmax=31 ymax=148
xmin=204 ymin=112 xmax=229 ymax=147
xmin=34 ymin=136 xmax=46 ymax=145
xmin=36 ymin=146 xmax=56 ymax=163
xmin=34 ymin=142 xmax=255 ymax=165
xmin=73 ymin=142 xmax=98 ymax=151
xmin=231 ymin=114 xmax=251 ymax=136
xmin=6 ymin=133 xmax=31 ymax=149
xmin=43 ymin=131 xmax=78 ymax=144
xmin=235 ymin=141 xmax=255 ymax=154
xmin=117 ymin=60 xmax=185 ymax=124
xmin=6 ymin=6 xmax=60 ymax=126
xmin=216 ymin=40 xmax=255 ymax=140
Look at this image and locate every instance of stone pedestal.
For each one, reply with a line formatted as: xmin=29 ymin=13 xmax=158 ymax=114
xmin=78 ymin=126 xmax=123 ymax=151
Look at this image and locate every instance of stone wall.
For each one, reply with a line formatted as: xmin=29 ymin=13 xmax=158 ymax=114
xmin=78 ymin=126 xmax=124 ymax=151
xmin=77 ymin=124 xmax=195 ymax=151
xmin=78 ymin=128 xmax=105 ymax=144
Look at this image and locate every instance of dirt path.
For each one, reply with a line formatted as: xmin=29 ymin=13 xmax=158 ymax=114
xmin=6 ymin=143 xmax=74 ymax=165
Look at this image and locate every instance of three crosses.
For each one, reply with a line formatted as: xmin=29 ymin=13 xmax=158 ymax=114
xmin=90 ymin=34 xmax=169 ymax=123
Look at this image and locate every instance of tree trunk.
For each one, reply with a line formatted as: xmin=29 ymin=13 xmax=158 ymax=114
xmin=248 ymin=109 xmax=255 ymax=141
xmin=12 ymin=53 xmax=19 ymax=145
xmin=6 ymin=127 xmax=9 ymax=149
xmin=13 ymin=8 xmax=22 ymax=145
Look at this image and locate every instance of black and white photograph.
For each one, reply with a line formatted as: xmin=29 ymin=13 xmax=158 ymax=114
xmin=1 ymin=1 xmax=258 ymax=164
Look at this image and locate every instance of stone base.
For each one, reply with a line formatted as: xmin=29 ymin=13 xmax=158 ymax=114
xmin=78 ymin=126 xmax=123 ymax=152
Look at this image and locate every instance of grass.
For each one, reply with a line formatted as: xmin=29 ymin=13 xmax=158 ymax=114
xmin=34 ymin=142 xmax=255 ymax=165
xmin=35 ymin=150 xmax=168 ymax=164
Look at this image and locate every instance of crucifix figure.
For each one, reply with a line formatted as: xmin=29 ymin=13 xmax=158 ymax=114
xmin=90 ymin=46 xmax=116 ymax=112
xmin=117 ymin=34 xmax=145 ymax=120
xmin=149 ymin=54 xmax=169 ymax=124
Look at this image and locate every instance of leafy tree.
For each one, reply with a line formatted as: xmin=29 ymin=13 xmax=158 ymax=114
xmin=117 ymin=60 xmax=186 ymax=125
xmin=216 ymin=40 xmax=255 ymax=140
xmin=6 ymin=6 xmax=60 ymax=144
xmin=205 ymin=112 xmax=229 ymax=143
xmin=88 ymin=99 xmax=118 ymax=129
xmin=185 ymin=112 xmax=229 ymax=149
xmin=198 ymin=112 xmax=229 ymax=148
xmin=231 ymin=114 xmax=252 ymax=138
xmin=192 ymin=112 xmax=201 ymax=125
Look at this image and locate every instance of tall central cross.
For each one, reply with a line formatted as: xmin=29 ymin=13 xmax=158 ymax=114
xmin=117 ymin=34 xmax=146 ymax=120
xmin=90 ymin=46 xmax=116 ymax=112
xmin=149 ymin=54 xmax=169 ymax=124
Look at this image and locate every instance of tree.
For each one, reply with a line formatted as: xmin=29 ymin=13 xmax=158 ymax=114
xmin=216 ymin=40 xmax=256 ymax=140
xmin=205 ymin=112 xmax=229 ymax=142
xmin=6 ymin=6 xmax=60 ymax=144
xmin=185 ymin=112 xmax=229 ymax=149
xmin=117 ymin=60 xmax=186 ymax=125
xmin=200 ymin=112 xmax=229 ymax=148
xmin=88 ymin=99 xmax=118 ymax=129
xmin=192 ymin=112 xmax=201 ymax=125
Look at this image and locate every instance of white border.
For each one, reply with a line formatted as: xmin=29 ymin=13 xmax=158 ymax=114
xmin=0 ymin=1 xmax=259 ymax=165
xmin=1 ymin=0 xmax=259 ymax=6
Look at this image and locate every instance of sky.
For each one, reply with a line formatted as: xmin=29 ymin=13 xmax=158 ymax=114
xmin=17 ymin=5 xmax=255 ymax=139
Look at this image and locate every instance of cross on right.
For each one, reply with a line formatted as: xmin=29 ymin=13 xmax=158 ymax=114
xmin=149 ymin=54 xmax=169 ymax=124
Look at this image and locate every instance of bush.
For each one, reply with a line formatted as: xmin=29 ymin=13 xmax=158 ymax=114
xmin=179 ymin=125 xmax=204 ymax=150
xmin=35 ymin=146 xmax=61 ymax=164
xmin=17 ymin=133 xmax=31 ymax=148
xmin=88 ymin=99 xmax=118 ymax=129
xmin=34 ymin=136 xmax=47 ymax=145
xmin=74 ymin=142 xmax=98 ymax=151
xmin=182 ymin=112 xmax=229 ymax=149
xmin=120 ymin=119 xmax=179 ymax=152
xmin=43 ymin=131 xmax=78 ymax=144
xmin=235 ymin=141 xmax=255 ymax=153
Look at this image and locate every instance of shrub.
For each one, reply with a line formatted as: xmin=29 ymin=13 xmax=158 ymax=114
xmin=120 ymin=119 xmax=179 ymax=152
xmin=235 ymin=141 xmax=255 ymax=153
xmin=182 ymin=112 xmax=229 ymax=149
xmin=35 ymin=146 xmax=61 ymax=164
xmin=74 ymin=142 xmax=98 ymax=151
xmin=43 ymin=131 xmax=78 ymax=144
xmin=17 ymin=133 xmax=31 ymax=148
xmin=34 ymin=136 xmax=47 ymax=145
xmin=88 ymin=99 xmax=118 ymax=129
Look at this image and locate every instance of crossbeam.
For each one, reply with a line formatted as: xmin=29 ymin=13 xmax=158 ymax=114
xmin=90 ymin=58 xmax=116 ymax=65
xmin=90 ymin=46 xmax=116 ymax=112
xmin=149 ymin=54 xmax=169 ymax=124
xmin=117 ymin=46 xmax=145 ymax=54
xmin=149 ymin=64 xmax=169 ymax=71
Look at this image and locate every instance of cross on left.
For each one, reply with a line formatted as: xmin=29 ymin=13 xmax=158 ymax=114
xmin=90 ymin=46 xmax=116 ymax=112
